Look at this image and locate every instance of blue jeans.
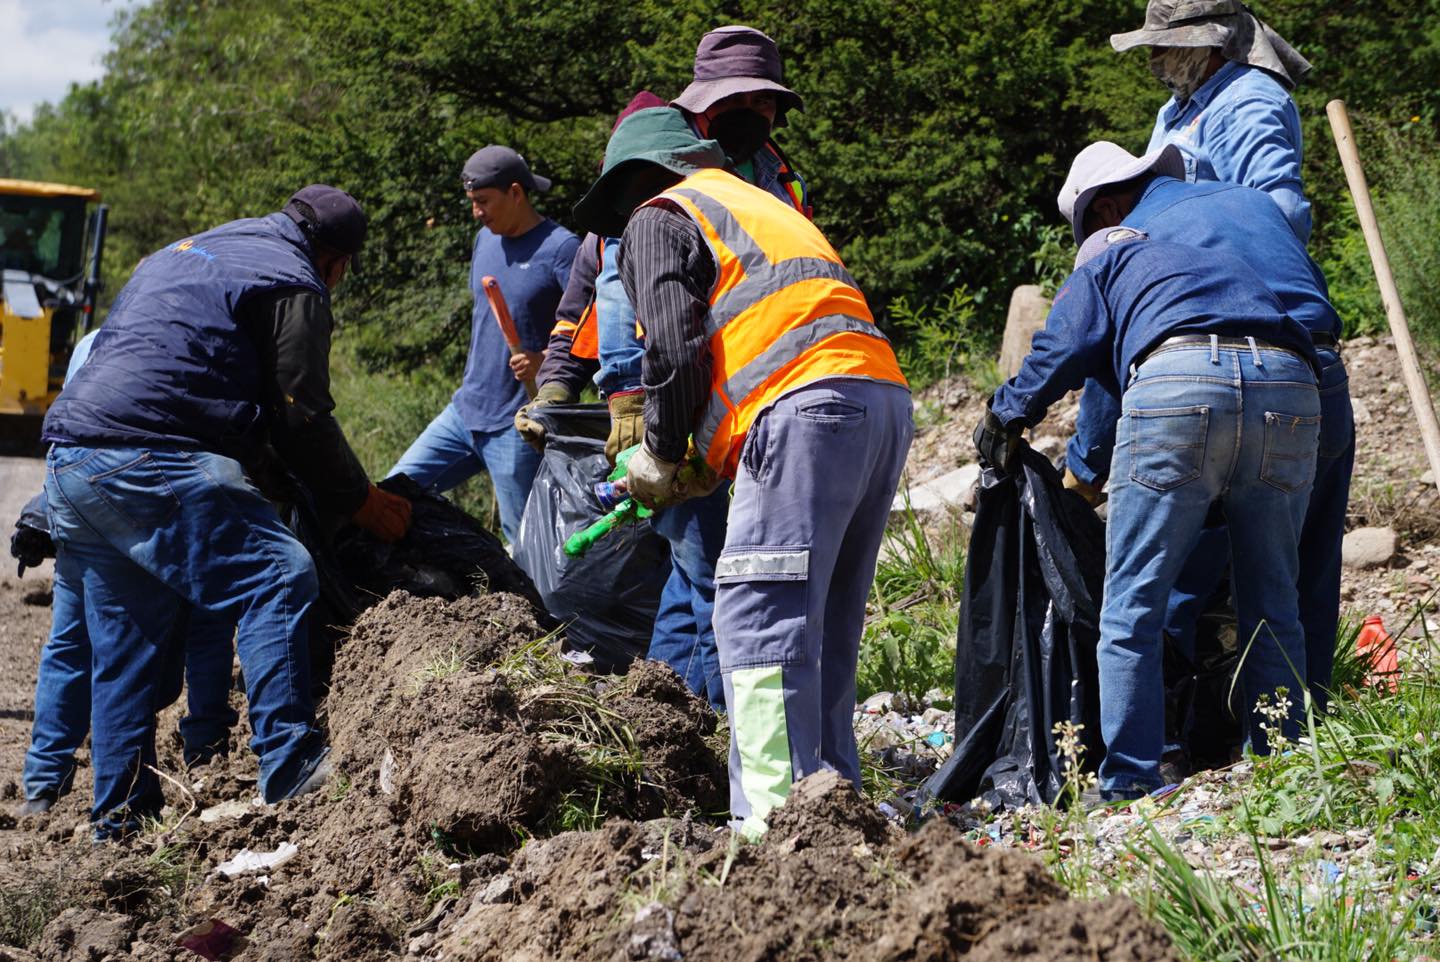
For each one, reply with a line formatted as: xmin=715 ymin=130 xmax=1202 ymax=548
xmin=1100 ymin=342 xmax=1318 ymax=796
xmin=647 ymin=484 xmax=730 ymax=711
xmin=715 ymin=381 xmax=913 ymax=829
xmin=387 ymin=402 xmax=540 ymax=543
xmin=1162 ymin=347 xmax=1354 ymax=714
xmin=46 ymin=445 xmax=327 ymax=837
xmin=22 ymin=580 xmax=237 ymax=800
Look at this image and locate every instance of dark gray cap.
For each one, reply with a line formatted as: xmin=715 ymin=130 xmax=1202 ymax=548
xmin=461 ymin=145 xmax=552 ymax=194
xmin=671 ymin=26 xmax=803 ymax=119
xmin=283 ymin=184 xmax=366 ymax=254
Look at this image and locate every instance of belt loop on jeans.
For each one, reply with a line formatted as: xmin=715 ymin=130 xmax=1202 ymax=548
xmin=1209 ymin=334 xmax=1219 ymax=364
xmin=1246 ymin=336 xmax=1263 ymax=367
xmin=1128 ymin=362 xmax=1138 ymax=384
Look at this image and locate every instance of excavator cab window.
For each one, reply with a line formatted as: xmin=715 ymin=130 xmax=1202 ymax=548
xmin=0 ymin=194 xmax=87 ymax=282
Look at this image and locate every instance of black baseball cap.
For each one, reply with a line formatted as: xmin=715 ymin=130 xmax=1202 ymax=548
xmin=461 ymin=145 xmax=552 ymax=193
xmin=283 ymin=184 xmax=367 ymax=255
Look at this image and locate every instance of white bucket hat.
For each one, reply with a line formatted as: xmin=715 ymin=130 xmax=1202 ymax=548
xmin=1057 ymin=141 xmax=1185 ymax=244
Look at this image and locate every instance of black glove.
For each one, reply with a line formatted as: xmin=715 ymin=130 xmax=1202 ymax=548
xmin=10 ymin=523 xmax=54 ymax=577
xmin=973 ymin=408 xmax=1023 ymax=474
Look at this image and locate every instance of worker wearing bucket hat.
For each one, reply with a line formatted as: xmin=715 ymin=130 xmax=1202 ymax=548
xmin=1112 ymin=0 xmax=1313 ymax=242
xmin=575 ymin=107 xmax=912 ymax=835
xmin=672 ymin=25 xmax=813 ymax=219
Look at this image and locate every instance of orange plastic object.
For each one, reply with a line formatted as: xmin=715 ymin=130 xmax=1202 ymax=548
xmin=1356 ymin=616 xmax=1399 ymax=692
xmin=481 ymin=275 xmax=521 ymax=348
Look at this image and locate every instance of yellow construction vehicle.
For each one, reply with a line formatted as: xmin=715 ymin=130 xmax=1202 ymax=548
xmin=0 ymin=178 xmax=108 ymax=436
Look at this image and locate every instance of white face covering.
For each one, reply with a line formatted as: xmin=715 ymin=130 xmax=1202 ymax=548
xmin=1149 ymin=46 xmax=1215 ymax=101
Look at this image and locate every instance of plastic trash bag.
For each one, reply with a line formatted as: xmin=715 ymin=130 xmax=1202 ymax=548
xmin=283 ymin=475 xmax=549 ymax=692
xmin=334 ymin=475 xmax=546 ymax=612
xmin=922 ymin=446 xmax=1105 ymax=810
xmin=512 ymin=403 xmax=670 ymax=672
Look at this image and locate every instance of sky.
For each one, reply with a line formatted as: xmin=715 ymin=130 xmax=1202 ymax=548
xmin=0 ymin=0 xmax=144 ymax=125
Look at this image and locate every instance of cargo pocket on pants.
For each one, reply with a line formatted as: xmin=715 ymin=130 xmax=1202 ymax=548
xmin=714 ymin=546 xmax=810 ymax=671
xmin=1127 ymin=406 xmax=1209 ymax=491
xmin=1261 ymin=412 xmax=1321 ymax=493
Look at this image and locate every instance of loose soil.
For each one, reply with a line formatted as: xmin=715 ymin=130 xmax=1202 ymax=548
xmin=0 ymin=578 xmax=1174 ymax=961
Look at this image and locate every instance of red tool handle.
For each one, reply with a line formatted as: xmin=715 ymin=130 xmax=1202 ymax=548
xmin=482 ymin=275 xmax=536 ymax=399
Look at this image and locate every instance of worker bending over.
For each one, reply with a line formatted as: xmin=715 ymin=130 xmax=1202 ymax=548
xmin=42 ymin=186 xmax=408 ymax=839
xmin=1061 ymin=142 xmax=1353 ymax=723
xmin=976 ymin=215 xmax=1319 ymax=802
xmin=572 ymin=107 xmax=912 ymax=833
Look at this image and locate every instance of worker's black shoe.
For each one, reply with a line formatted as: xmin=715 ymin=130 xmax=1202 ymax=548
xmin=16 ymin=791 xmax=58 ymax=816
xmin=1159 ymin=750 xmax=1192 ymax=787
xmin=1079 ymin=786 xmax=1147 ymax=813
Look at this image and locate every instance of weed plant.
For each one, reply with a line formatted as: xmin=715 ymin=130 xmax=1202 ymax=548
xmin=858 ymin=498 xmax=966 ymax=704
xmin=887 ymin=287 xmax=1003 ymax=393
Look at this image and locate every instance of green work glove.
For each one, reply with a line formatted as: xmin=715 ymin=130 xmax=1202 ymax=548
xmin=605 ymin=390 xmax=646 ymax=466
xmin=514 ymin=382 xmax=575 ymax=452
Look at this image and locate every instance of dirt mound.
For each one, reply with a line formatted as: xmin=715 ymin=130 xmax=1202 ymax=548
xmin=327 ymin=591 xmax=725 ymax=854
xmin=428 ymin=771 xmax=1177 ymax=962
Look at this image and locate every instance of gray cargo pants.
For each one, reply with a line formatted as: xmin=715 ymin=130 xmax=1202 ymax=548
xmin=715 ymin=378 xmax=913 ymax=832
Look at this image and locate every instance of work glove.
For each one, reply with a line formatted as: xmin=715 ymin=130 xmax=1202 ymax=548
xmin=605 ymin=390 xmax=646 ymax=465
xmin=514 ymin=383 xmax=575 ymax=452
xmin=10 ymin=523 xmax=54 ymax=578
xmin=1063 ymin=467 xmax=1106 ymax=508
xmin=973 ymin=407 xmax=1023 ymax=474
xmin=623 ymin=443 xmax=681 ymax=511
xmin=352 ymin=484 xmax=413 ymax=543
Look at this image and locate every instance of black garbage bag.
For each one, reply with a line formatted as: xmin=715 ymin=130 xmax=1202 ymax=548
xmin=280 ymin=475 xmax=549 ymax=692
xmin=332 ymin=474 xmax=547 ymax=612
xmin=511 ymin=403 xmax=670 ymax=672
xmin=922 ymin=446 xmax=1106 ymax=810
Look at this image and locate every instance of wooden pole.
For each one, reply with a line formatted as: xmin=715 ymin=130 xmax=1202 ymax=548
xmin=1326 ymin=99 xmax=1440 ymax=486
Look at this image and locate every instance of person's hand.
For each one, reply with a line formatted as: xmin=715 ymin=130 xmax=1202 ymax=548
xmin=514 ymin=383 xmax=574 ymax=451
xmin=605 ymin=391 xmax=646 ymax=465
xmin=1063 ymin=467 xmax=1106 ymax=507
xmin=508 ymin=349 xmax=544 ymax=383
xmin=352 ymin=484 xmax=413 ymax=542
xmin=673 ymin=440 xmax=722 ymax=501
xmin=623 ymin=443 xmax=680 ymax=510
xmin=972 ymin=408 xmax=1023 ymax=474
xmin=10 ymin=524 xmax=53 ymax=577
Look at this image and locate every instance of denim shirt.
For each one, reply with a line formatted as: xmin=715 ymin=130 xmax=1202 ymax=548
xmin=1065 ymin=176 xmax=1340 ymax=483
xmin=990 ymin=237 xmax=1313 ymax=431
xmin=593 ymin=236 xmax=644 ymax=395
xmin=1148 ymin=61 xmax=1310 ymax=243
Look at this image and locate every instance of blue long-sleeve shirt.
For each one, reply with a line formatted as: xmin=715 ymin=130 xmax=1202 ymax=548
xmin=1148 ymin=61 xmax=1310 ymax=243
xmin=1065 ymin=176 xmax=1339 ymax=483
xmin=990 ymin=236 xmax=1314 ymax=430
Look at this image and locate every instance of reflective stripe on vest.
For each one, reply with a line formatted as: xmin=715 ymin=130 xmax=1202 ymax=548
xmin=646 ymin=168 xmax=906 ymax=475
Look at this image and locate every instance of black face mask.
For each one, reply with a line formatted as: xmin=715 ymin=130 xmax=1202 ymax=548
xmin=708 ymin=109 xmax=772 ymax=165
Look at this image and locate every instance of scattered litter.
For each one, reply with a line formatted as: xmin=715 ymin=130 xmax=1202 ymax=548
xmin=177 ymin=918 xmax=247 ymax=960
xmin=380 ymin=748 xmax=397 ymax=795
xmin=214 ymin=843 xmax=299 ymax=878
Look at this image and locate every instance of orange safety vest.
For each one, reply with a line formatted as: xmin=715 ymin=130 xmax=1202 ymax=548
xmin=643 ymin=168 xmax=907 ymax=477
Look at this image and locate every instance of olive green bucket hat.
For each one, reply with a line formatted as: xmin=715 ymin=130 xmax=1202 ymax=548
xmin=573 ymin=107 xmax=727 ymax=237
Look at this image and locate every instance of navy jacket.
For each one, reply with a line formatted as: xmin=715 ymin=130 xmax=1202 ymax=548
xmin=44 ymin=213 xmax=326 ymax=460
xmin=991 ymin=236 xmax=1315 ymax=429
xmin=1065 ymin=176 xmax=1339 ymax=485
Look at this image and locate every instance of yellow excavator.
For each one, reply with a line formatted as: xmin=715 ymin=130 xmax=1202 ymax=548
xmin=0 ymin=178 xmax=108 ymax=439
